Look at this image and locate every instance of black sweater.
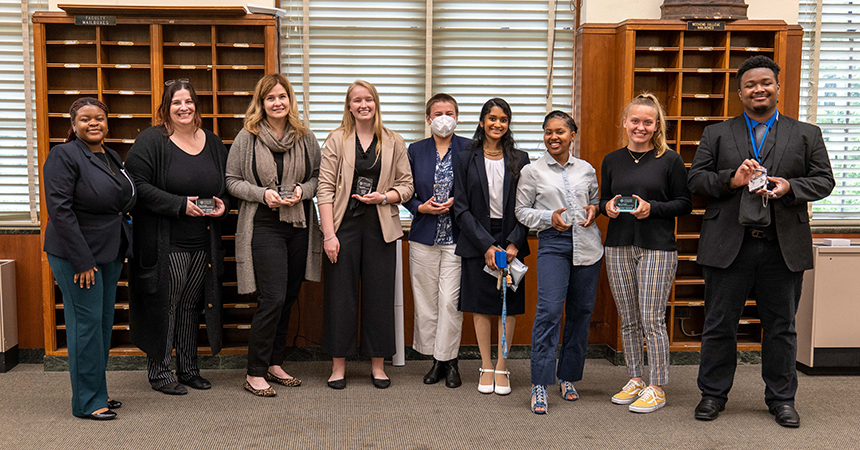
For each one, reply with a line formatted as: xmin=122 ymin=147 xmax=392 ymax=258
xmin=599 ymin=147 xmax=692 ymax=251
xmin=124 ymin=125 xmax=229 ymax=356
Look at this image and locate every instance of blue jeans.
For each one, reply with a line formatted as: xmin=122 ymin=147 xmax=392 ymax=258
xmin=47 ymin=254 xmax=122 ymax=417
xmin=530 ymin=229 xmax=601 ymax=386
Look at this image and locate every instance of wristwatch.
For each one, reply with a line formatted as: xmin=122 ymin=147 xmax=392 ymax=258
xmin=379 ymin=191 xmax=388 ymax=205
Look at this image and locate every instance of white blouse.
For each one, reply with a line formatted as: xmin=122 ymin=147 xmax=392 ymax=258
xmin=484 ymin=157 xmax=505 ymax=219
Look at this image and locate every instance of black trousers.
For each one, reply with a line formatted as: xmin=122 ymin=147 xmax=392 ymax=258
xmin=322 ymin=209 xmax=396 ymax=358
xmin=697 ymin=232 xmax=803 ymax=410
xmin=246 ymin=212 xmax=308 ymax=377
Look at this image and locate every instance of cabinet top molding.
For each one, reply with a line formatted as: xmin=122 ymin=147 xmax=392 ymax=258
xmin=57 ymin=4 xmax=248 ymax=17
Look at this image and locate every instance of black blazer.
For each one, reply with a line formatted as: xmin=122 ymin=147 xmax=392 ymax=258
xmin=43 ymin=139 xmax=136 ymax=273
xmin=453 ymin=147 xmax=531 ymax=259
xmin=404 ymin=134 xmax=470 ymax=246
xmin=688 ymin=113 xmax=834 ymax=272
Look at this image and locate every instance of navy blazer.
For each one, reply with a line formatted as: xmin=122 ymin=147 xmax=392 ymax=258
xmin=404 ymin=134 xmax=470 ymax=246
xmin=453 ymin=146 xmax=531 ymax=259
xmin=43 ymin=139 xmax=136 ymax=273
xmin=688 ymin=113 xmax=834 ymax=272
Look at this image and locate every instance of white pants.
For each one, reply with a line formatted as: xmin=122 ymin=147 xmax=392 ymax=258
xmin=409 ymin=242 xmax=463 ymax=361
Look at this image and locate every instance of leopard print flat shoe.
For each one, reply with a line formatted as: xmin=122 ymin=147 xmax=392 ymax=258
xmin=265 ymin=372 xmax=302 ymax=387
xmin=244 ymin=380 xmax=276 ymax=397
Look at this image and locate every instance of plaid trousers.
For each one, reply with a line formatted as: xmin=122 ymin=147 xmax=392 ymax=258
xmin=605 ymin=246 xmax=676 ymax=385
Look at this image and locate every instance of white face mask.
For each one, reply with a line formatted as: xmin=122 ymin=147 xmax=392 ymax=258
xmin=430 ymin=115 xmax=457 ymax=138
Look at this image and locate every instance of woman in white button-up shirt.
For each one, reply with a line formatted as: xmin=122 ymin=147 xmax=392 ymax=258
xmin=515 ymin=110 xmax=603 ymax=414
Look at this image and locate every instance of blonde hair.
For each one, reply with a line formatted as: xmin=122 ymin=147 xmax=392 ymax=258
xmin=337 ymin=80 xmax=385 ymax=154
xmin=244 ymin=73 xmax=306 ymax=137
xmin=622 ymin=92 xmax=670 ymax=158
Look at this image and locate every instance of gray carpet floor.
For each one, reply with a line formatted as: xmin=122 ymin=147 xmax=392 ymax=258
xmin=0 ymin=359 xmax=856 ymax=449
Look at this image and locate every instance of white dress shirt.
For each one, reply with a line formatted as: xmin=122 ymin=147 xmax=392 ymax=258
xmin=515 ymin=151 xmax=603 ymax=266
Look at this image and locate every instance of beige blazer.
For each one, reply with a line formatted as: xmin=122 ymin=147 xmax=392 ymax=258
xmin=318 ymin=127 xmax=414 ymax=243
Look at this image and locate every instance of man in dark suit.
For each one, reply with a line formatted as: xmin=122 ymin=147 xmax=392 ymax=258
xmin=688 ymin=56 xmax=834 ymax=428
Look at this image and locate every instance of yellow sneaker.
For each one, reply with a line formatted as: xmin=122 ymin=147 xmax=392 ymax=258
xmin=611 ymin=379 xmax=646 ymax=405
xmin=629 ymin=386 xmax=666 ymax=413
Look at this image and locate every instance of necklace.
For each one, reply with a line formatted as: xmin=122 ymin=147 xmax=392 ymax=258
xmin=483 ymin=148 xmax=503 ymax=158
xmin=95 ymin=152 xmax=116 ymax=175
xmin=628 ymin=148 xmax=651 ymax=164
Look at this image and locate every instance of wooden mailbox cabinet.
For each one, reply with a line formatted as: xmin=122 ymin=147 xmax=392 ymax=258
xmin=34 ymin=7 xmax=277 ymax=356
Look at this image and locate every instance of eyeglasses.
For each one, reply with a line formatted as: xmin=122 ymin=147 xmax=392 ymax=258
xmin=164 ymin=78 xmax=190 ymax=87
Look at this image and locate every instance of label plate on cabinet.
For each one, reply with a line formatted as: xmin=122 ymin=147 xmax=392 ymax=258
xmin=75 ymin=15 xmax=116 ymax=26
xmin=687 ymin=21 xmax=725 ymax=31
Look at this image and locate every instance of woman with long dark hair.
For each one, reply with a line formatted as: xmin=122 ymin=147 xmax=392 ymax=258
xmin=43 ymin=97 xmax=136 ymax=419
xmin=126 ymin=79 xmax=229 ymax=395
xmin=453 ymin=97 xmax=530 ymax=396
xmin=226 ymin=73 xmax=321 ymax=397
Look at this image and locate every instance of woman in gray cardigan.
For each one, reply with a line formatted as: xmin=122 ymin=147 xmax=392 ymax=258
xmin=226 ymin=73 xmax=322 ymax=397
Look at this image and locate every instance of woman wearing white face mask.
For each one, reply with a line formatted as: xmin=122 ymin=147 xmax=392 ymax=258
xmin=404 ymin=94 xmax=470 ymax=388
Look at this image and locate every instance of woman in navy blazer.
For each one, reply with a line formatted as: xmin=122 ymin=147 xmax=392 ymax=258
xmin=453 ymin=98 xmax=530 ymax=395
xmin=405 ymin=94 xmax=470 ymax=388
xmin=43 ymin=97 xmax=136 ymax=420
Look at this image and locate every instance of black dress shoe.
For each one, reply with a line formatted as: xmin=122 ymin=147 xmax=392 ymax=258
xmin=88 ymin=410 xmax=117 ymax=420
xmin=153 ymin=381 xmax=188 ymax=395
xmin=180 ymin=375 xmax=212 ymax=390
xmin=327 ymin=378 xmax=346 ymax=390
xmin=443 ymin=358 xmax=462 ymax=388
xmin=770 ymin=404 xmax=800 ymax=428
xmin=107 ymin=398 xmax=122 ymax=409
xmin=694 ymin=398 xmax=724 ymax=421
xmin=371 ymin=375 xmax=391 ymax=389
xmin=423 ymin=359 xmax=444 ymax=385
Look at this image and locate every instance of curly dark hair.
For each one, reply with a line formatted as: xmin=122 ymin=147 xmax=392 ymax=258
xmin=469 ymin=97 xmax=520 ymax=177
xmin=737 ymin=55 xmax=781 ymax=88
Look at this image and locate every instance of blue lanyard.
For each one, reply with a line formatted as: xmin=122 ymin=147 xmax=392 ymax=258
xmin=743 ymin=112 xmax=777 ymax=162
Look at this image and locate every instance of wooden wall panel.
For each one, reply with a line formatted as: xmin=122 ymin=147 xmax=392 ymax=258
xmin=575 ymin=24 xmax=622 ymax=350
xmin=0 ymin=234 xmax=44 ymax=349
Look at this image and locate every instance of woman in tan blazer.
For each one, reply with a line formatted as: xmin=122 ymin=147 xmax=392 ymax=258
xmin=317 ymin=80 xmax=413 ymax=389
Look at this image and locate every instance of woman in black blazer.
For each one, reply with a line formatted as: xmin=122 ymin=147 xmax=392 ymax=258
xmin=126 ymin=80 xmax=229 ymax=395
xmin=43 ymin=97 xmax=136 ymax=420
xmin=453 ymin=98 xmax=530 ymax=396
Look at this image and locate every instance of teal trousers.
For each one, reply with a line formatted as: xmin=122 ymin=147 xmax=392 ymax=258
xmin=48 ymin=254 xmax=122 ymax=417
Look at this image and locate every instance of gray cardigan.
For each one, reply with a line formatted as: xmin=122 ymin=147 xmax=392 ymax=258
xmin=226 ymin=128 xmax=322 ymax=294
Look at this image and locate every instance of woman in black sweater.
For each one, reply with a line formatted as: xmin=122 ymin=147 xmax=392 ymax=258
xmin=126 ymin=80 xmax=229 ymax=395
xmin=599 ymin=93 xmax=691 ymax=414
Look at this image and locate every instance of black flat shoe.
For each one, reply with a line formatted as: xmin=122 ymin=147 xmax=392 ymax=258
xmin=372 ymin=375 xmax=391 ymax=389
xmin=153 ymin=381 xmax=188 ymax=395
xmin=88 ymin=410 xmax=117 ymax=420
xmin=180 ymin=375 xmax=212 ymax=390
xmin=694 ymin=398 xmax=724 ymax=421
xmin=327 ymin=378 xmax=346 ymax=390
xmin=107 ymin=398 xmax=122 ymax=409
xmin=423 ymin=359 xmax=444 ymax=385
xmin=770 ymin=404 xmax=800 ymax=428
xmin=444 ymin=359 xmax=462 ymax=388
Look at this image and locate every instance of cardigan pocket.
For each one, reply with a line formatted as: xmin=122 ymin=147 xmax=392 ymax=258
xmin=135 ymin=264 xmax=159 ymax=295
